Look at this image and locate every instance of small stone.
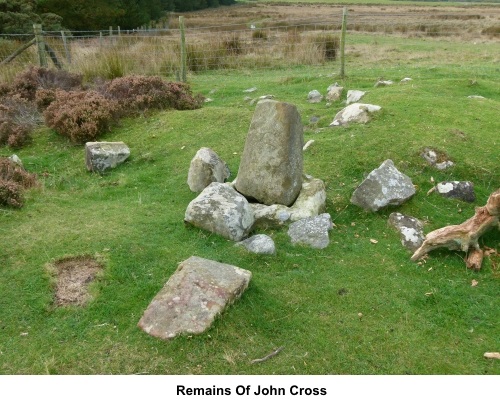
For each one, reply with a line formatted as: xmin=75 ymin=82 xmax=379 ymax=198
xmin=307 ymin=90 xmax=323 ymax=103
xmin=374 ymin=80 xmax=394 ymax=87
xmin=326 ymin=84 xmax=343 ymax=102
xmin=235 ymin=234 xmax=276 ymax=255
xmin=8 ymin=154 xmax=23 ymax=167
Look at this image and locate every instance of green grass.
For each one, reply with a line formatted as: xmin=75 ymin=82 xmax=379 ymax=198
xmin=0 ymin=34 xmax=499 ymax=375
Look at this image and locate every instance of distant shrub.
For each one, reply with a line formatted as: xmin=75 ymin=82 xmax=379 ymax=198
xmin=312 ymin=34 xmax=339 ymax=61
xmin=252 ymin=30 xmax=268 ymax=40
xmin=482 ymin=25 xmax=500 ymax=37
xmin=223 ymin=35 xmax=243 ymax=55
xmin=0 ymin=157 xmax=38 ymax=208
xmin=0 ymin=157 xmax=37 ymax=188
xmin=99 ymin=75 xmax=203 ymax=115
xmin=35 ymin=89 xmax=57 ymax=111
xmin=10 ymin=66 xmax=83 ymax=101
xmin=0 ymin=97 xmax=40 ymax=148
xmin=0 ymin=180 xmax=24 ymax=208
xmin=44 ymin=90 xmax=118 ymax=144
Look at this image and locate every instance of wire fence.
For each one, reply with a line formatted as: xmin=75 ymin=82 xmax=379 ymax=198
xmin=0 ymin=8 xmax=499 ymax=81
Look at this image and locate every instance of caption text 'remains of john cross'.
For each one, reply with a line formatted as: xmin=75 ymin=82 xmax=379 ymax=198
xmin=177 ymin=385 xmax=327 ymax=396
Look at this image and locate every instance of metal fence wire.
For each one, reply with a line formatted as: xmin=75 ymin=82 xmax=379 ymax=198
xmin=0 ymin=9 xmax=499 ymax=81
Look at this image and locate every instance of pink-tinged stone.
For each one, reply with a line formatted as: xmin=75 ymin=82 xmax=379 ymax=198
xmin=138 ymin=256 xmax=251 ymax=340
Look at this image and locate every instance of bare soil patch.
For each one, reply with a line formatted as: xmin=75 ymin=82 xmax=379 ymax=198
xmin=50 ymin=256 xmax=102 ymax=306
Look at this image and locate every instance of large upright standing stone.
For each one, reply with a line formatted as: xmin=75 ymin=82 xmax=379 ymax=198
xmin=235 ymin=99 xmax=304 ymax=206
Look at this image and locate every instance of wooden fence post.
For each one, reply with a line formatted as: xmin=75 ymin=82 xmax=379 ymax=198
xmin=340 ymin=7 xmax=347 ymax=79
xmin=33 ymin=24 xmax=47 ymax=68
xmin=179 ymin=16 xmax=187 ymax=82
xmin=61 ymin=31 xmax=71 ymax=64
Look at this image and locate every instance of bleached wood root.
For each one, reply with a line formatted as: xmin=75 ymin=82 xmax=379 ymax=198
xmin=411 ymin=189 xmax=500 ymax=263
xmin=466 ymin=248 xmax=484 ymax=271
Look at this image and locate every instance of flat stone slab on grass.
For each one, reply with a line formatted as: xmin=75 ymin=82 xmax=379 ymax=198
xmin=85 ymin=142 xmax=130 ymax=173
xmin=137 ymin=256 xmax=252 ymax=340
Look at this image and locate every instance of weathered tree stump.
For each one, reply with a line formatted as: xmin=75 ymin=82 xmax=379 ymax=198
xmin=411 ymin=189 xmax=500 ymax=267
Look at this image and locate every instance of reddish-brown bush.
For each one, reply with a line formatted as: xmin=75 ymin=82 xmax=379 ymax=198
xmin=35 ymin=89 xmax=57 ymax=111
xmin=0 ymin=157 xmax=37 ymax=188
xmin=11 ymin=66 xmax=83 ymax=101
xmin=44 ymin=90 xmax=118 ymax=144
xmin=0 ymin=157 xmax=38 ymax=208
xmin=0 ymin=179 xmax=24 ymax=208
xmin=0 ymin=97 xmax=40 ymax=148
xmin=99 ymin=75 xmax=203 ymax=115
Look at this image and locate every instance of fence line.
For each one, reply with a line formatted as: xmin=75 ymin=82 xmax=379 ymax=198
xmin=0 ymin=10 xmax=498 ymax=82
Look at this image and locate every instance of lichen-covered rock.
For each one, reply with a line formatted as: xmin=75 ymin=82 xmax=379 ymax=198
xmin=436 ymin=181 xmax=476 ymax=203
xmin=288 ymin=213 xmax=334 ymax=249
xmin=235 ymin=99 xmax=304 ymax=206
xmin=138 ymin=256 xmax=251 ymax=340
xmin=187 ymin=147 xmax=230 ymax=193
xmin=351 ymin=159 xmax=416 ymax=212
xmin=235 ymin=234 xmax=276 ymax=255
xmin=388 ymin=212 xmax=425 ymax=252
xmin=330 ymin=103 xmax=381 ymax=126
xmin=184 ymin=182 xmax=254 ymax=241
xmin=85 ymin=142 xmax=130 ymax=173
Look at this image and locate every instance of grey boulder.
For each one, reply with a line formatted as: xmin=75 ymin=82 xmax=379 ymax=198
xmin=288 ymin=213 xmax=334 ymax=249
xmin=184 ymin=182 xmax=254 ymax=241
xmin=351 ymin=159 xmax=416 ymax=212
xmin=187 ymin=147 xmax=230 ymax=193
xmin=85 ymin=142 xmax=130 ymax=173
xmin=330 ymin=103 xmax=381 ymax=126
